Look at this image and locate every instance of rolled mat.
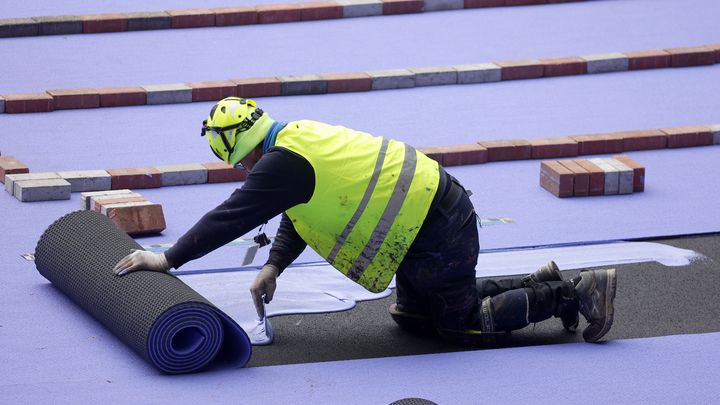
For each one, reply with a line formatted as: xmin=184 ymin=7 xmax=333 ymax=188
xmin=34 ymin=210 xmax=252 ymax=374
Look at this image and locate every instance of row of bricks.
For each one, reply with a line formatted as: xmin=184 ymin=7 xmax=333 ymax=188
xmin=2 ymin=44 xmax=718 ymax=113
xmin=80 ymin=190 xmax=166 ymax=235
xmin=0 ymin=0 xmax=586 ymax=38
xmin=0 ymin=160 xmax=247 ymax=202
xmin=540 ymin=155 xmax=644 ymax=198
xmin=419 ymin=125 xmax=720 ymax=166
xmin=2 ymin=123 xmax=718 ymax=201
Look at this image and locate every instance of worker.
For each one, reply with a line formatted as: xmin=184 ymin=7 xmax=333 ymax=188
xmin=113 ymin=97 xmax=617 ymax=344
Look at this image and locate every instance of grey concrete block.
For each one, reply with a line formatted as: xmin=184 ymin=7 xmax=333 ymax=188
xmin=5 ymin=172 xmax=60 ymax=196
xmin=454 ymin=63 xmax=502 ymax=84
xmin=606 ymin=159 xmax=634 ymax=195
xmin=90 ymin=191 xmax=143 ymax=211
xmin=100 ymin=200 xmax=152 ymax=215
xmin=337 ymin=0 xmax=383 ymax=17
xmin=708 ymin=124 xmax=720 ymax=145
xmin=278 ymin=75 xmax=328 ymax=96
xmin=581 ymin=53 xmax=629 ymax=74
xmin=32 ymin=15 xmax=83 ymax=35
xmin=410 ymin=66 xmax=458 ymax=86
xmin=366 ymin=69 xmax=416 ymax=90
xmin=57 ymin=170 xmax=112 ymax=192
xmin=424 ymin=0 xmax=464 ymax=11
xmin=14 ymin=179 xmax=71 ymax=202
xmin=80 ymin=189 xmax=134 ymax=210
xmin=125 ymin=12 xmax=172 ymax=31
xmin=0 ymin=18 xmax=38 ymax=38
xmin=157 ymin=163 xmax=208 ymax=186
xmin=0 ymin=96 xmax=4 ymax=113
xmin=142 ymin=84 xmax=192 ymax=105
xmin=590 ymin=158 xmax=620 ymax=195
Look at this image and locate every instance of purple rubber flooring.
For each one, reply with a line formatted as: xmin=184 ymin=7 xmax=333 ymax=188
xmin=4 ymin=332 xmax=719 ymax=404
xmin=1 ymin=0 xmax=719 ymax=93
xmin=2 ymin=0 xmax=720 ymax=401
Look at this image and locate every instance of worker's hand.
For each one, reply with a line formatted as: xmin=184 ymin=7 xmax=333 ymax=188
xmin=113 ymin=249 xmax=170 ymax=276
xmin=250 ymin=264 xmax=280 ymax=318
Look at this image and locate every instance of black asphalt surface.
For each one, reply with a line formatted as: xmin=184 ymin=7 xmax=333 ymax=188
xmin=248 ymin=234 xmax=720 ymax=367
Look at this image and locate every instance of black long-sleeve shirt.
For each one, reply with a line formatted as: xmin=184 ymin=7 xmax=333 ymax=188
xmin=164 ymin=146 xmax=314 ymax=272
xmin=164 ymin=145 xmax=449 ymax=273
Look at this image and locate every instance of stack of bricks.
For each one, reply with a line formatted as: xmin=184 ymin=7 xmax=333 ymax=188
xmin=80 ymin=190 xmax=166 ymax=235
xmin=540 ymin=155 xmax=645 ymax=198
xmin=3 ymin=167 xmax=111 ymax=202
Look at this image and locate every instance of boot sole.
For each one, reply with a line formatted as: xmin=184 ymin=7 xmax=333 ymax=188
xmin=586 ymin=268 xmax=617 ymax=342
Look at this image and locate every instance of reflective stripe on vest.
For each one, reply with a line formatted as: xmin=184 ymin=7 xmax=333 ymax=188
xmin=276 ymin=120 xmax=439 ymax=292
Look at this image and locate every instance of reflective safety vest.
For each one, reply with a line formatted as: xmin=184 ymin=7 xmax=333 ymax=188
xmin=276 ymin=120 xmax=440 ymax=293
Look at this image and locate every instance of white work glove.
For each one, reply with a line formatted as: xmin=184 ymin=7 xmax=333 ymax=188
xmin=249 ymin=264 xmax=279 ymax=318
xmin=113 ymin=249 xmax=170 ymax=276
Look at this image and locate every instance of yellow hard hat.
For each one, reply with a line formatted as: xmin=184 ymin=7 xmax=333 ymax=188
xmin=200 ymin=97 xmax=265 ymax=166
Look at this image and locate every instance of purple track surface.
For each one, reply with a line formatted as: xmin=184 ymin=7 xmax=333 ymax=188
xmin=1 ymin=0 xmax=718 ymax=93
xmin=4 ymin=332 xmax=720 ymax=404
xmin=2 ymin=0 xmax=720 ymax=401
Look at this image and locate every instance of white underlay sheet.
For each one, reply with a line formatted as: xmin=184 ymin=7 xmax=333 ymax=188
xmin=179 ymin=242 xmax=703 ymax=345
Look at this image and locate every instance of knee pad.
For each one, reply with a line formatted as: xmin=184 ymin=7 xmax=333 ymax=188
xmin=481 ymin=289 xmax=529 ymax=332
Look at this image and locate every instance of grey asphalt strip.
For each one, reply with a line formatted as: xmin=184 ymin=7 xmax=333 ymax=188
xmin=248 ymin=234 xmax=720 ymax=367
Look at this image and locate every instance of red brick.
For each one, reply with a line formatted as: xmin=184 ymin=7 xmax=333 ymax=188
xmin=93 ymin=196 xmax=147 ymax=212
xmin=323 ymin=72 xmax=373 ymax=93
xmin=528 ymin=137 xmax=578 ymax=159
xmin=624 ymin=50 xmax=671 ymax=70
xmin=574 ymin=159 xmax=605 ymax=196
xmin=107 ymin=168 xmax=162 ymax=189
xmin=558 ymin=159 xmax=589 ymax=196
xmin=661 ymin=125 xmax=713 ymax=148
xmin=540 ymin=160 xmax=573 ymax=198
xmin=212 ymin=6 xmax=258 ymax=26
xmin=540 ymin=57 xmax=587 ymax=77
xmin=188 ymin=81 xmax=238 ymax=102
xmin=710 ymin=44 xmax=720 ymax=63
xmin=506 ymin=0 xmax=548 ymax=5
xmin=0 ymin=156 xmax=30 ymax=183
xmin=256 ymin=4 xmax=302 ymax=24
xmin=82 ymin=14 xmax=128 ymax=33
xmin=96 ymin=87 xmax=147 ymax=107
xmin=106 ymin=203 xmax=166 ymax=235
xmin=616 ymin=129 xmax=667 ymax=151
xmin=167 ymin=9 xmax=215 ymax=28
xmin=418 ymin=147 xmax=444 ymax=165
xmin=299 ymin=2 xmax=342 ymax=20
xmin=665 ymin=46 xmax=715 ymax=67
xmin=382 ymin=0 xmax=424 ymax=14
xmin=613 ymin=155 xmax=645 ymax=192
xmin=202 ymin=162 xmax=248 ymax=183
xmin=233 ymin=77 xmax=282 ymax=98
xmin=570 ymin=133 xmax=624 ymax=155
xmin=478 ymin=139 xmax=532 ymax=161
xmin=423 ymin=144 xmax=488 ymax=166
xmin=47 ymin=88 xmax=100 ymax=109
xmin=464 ymin=0 xmax=504 ymax=7
xmin=2 ymin=93 xmax=54 ymax=113
xmin=495 ymin=60 xmax=544 ymax=80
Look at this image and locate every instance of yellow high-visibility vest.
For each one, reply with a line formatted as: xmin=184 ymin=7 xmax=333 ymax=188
xmin=276 ymin=120 xmax=439 ymax=292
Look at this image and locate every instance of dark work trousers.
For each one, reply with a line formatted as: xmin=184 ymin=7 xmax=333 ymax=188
xmin=395 ymin=179 xmax=573 ymax=333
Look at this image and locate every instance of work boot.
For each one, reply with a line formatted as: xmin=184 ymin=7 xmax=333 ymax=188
xmin=523 ymin=261 xmax=580 ymax=333
xmin=522 ymin=260 xmax=563 ymax=286
xmin=575 ymin=268 xmax=617 ymax=342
